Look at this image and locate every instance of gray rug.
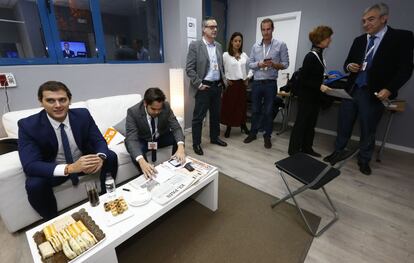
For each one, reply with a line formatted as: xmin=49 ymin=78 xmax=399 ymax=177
xmin=116 ymin=174 xmax=320 ymax=263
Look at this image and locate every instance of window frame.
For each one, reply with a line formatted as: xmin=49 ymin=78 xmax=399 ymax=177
xmin=0 ymin=0 xmax=164 ymax=65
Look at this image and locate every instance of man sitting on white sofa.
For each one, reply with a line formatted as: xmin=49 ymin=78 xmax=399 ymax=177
xmin=125 ymin=87 xmax=186 ymax=179
xmin=18 ymin=81 xmax=118 ymax=220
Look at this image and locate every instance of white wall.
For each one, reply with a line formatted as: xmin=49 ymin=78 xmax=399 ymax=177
xmin=0 ymin=63 xmax=170 ymax=137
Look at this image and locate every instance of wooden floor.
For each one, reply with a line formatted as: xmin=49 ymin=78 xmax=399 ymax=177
xmin=1 ymin=126 xmax=413 ymax=263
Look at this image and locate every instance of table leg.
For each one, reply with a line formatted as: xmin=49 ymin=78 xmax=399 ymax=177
xmin=192 ymin=173 xmax=218 ymax=211
xmin=90 ymin=246 xmax=118 ymax=263
xmin=277 ymin=96 xmax=292 ymax=135
xmin=376 ymin=112 xmax=394 ymax=162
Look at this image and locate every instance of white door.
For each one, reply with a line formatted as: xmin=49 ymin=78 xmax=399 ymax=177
xmin=256 ymin=11 xmax=301 ymax=89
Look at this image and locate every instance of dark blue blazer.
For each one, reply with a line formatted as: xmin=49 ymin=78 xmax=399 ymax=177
xmin=344 ymin=27 xmax=414 ymax=99
xmin=18 ymin=108 xmax=110 ymax=178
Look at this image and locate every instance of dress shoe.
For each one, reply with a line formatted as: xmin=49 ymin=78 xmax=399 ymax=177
xmin=240 ymin=124 xmax=250 ymax=135
xmin=224 ymin=127 xmax=231 ymax=138
xmin=328 ymin=149 xmax=357 ymax=165
xmin=193 ymin=145 xmax=204 ymax=155
xmin=303 ymin=149 xmax=322 ymax=158
xmin=243 ymin=134 xmax=257 ymax=143
xmin=358 ymin=162 xmax=372 ymax=175
xmin=211 ymin=138 xmax=227 ymax=147
xmin=264 ymin=137 xmax=272 ymax=149
xmin=323 ymin=151 xmax=339 ymax=163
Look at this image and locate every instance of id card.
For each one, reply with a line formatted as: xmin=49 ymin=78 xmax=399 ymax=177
xmin=361 ymin=61 xmax=367 ymax=71
xmin=212 ymin=63 xmax=218 ymax=70
xmin=148 ymin=142 xmax=158 ymax=150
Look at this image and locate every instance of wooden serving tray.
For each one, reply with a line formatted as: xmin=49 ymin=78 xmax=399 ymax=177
xmin=32 ymin=209 xmax=105 ymax=263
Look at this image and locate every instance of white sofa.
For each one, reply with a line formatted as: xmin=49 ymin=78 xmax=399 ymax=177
xmin=0 ymin=94 xmax=180 ymax=233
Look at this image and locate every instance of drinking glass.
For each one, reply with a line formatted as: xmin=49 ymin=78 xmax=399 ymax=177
xmin=85 ymin=182 xmax=100 ymax=207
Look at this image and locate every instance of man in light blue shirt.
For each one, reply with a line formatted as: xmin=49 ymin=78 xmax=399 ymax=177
xmin=244 ymin=18 xmax=289 ymax=149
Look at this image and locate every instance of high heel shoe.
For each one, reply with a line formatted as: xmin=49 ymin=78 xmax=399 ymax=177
xmin=224 ymin=127 xmax=231 ymax=138
xmin=240 ymin=124 xmax=250 ymax=135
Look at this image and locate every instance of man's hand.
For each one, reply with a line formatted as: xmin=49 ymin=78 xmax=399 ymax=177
xmin=375 ymin=89 xmax=391 ymax=101
xmin=320 ymin=84 xmax=332 ymax=93
xmin=227 ymin=79 xmax=233 ymax=86
xmin=138 ymin=159 xmax=158 ymax=179
xmin=271 ymin=62 xmax=285 ymax=70
xmin=83 ymin=157 xmax=103 ymax=174
xmin=199 ymin=84 xmax=210 ymax=90
xmin=172 ymin=144 xmax=186 ymax=164
xmin=69 ymin=155 xmax=102 ymax=174
xmin=347 ymin=63 xmax=361 ymax=73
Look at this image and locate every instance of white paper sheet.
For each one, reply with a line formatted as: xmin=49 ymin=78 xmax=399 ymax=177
xmin=325 ymin=89 xmax=352 ymax=99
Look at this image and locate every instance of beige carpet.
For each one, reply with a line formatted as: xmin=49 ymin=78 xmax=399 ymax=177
xmin=116 ymin=174 xmax=320 ymax=263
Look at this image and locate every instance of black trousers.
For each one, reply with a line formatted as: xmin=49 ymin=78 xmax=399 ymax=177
xmin=192 ymin=83 xmax=222 ymax=145
xmin=288 ymin=100 xmax=320 ymax=155
xmin=131 ymin=131 xmax=178 ymax=173
xmin=26 ymin=150 xmax=118 ymax=220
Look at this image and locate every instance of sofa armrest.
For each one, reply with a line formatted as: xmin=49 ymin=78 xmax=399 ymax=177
xmin=0 ymin=151 xmax=23 ymax=181
xmin=0 ymin=138 xmax=18 ymax=155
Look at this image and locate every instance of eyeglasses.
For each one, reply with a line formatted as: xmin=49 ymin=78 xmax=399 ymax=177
xmin=205 ymin=25 xmax=218 ymax=30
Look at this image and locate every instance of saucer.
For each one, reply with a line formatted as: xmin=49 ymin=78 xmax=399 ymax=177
xmin=127 ymin=189 xmax=151 ymax=207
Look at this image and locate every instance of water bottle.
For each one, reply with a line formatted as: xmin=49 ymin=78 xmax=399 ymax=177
xmin=105 ymin=173 xmax=116 ymax=200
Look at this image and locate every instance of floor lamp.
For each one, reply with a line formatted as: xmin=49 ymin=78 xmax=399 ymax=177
xmin=169 ymin=68 xmax=185 ymax=128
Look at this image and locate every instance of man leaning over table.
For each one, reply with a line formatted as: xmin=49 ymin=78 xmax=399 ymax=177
xmin=125 ymin=87 xmax=186 ymax=179
xmin=18 ymin=81 xmax=118 ymax=220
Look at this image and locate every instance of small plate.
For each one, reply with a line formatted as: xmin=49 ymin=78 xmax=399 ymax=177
xmin=127 ymin=188 xmax=151 ymax=207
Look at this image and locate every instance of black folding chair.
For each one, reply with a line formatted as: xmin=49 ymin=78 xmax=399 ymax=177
xmin=271 ymin=150 xmax=358 ymax=237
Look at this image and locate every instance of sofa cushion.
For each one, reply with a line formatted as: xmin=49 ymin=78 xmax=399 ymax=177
xmin=1 ymin=101 xmax=87 ymax=138
xmin=113 ymin=118 xmax=126 ymax=136
xmin=87 ymin=94 xmax=141 ymax=134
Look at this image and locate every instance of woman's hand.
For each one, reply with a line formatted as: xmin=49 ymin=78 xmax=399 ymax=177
xmin=320 ymin=84 xmax=332 ymax=93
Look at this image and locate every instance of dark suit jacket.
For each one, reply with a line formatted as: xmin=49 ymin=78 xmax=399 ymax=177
xmin=344 ymin=26 xmax=414 ymax=99
xmin=18 ymin=108 xmax=110 ymax=178
xmin=63 ymin=50 xmax=75 ymax=58
xmin=298 ymin=50 xmax=325 ymax=103
xmin=125 ymin=101 xmax=184 ymax=159
xmin=185 ymin=39 xmax=226 ymax=96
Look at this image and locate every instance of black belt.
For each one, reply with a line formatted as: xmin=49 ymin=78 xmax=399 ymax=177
xmin=254 ymin=79 xmax=276 ymax=84
xmin=202 ymin=80 xmax=221 ymax=86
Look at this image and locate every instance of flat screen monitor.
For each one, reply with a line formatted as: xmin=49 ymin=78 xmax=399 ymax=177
xmin=61 ymin=41 xmax=87 ymax=58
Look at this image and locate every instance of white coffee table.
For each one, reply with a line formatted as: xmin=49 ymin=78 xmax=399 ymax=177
xmin=26 ymin=166 xmax=218 ymax=263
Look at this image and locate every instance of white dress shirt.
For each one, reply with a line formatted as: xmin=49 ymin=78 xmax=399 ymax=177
xmin=47 ymin=114 xmax=82 ymax=176
xmin=223 ymin=52 xmax=253 ymax=80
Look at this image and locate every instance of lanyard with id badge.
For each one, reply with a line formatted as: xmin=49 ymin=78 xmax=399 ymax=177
xmin=261 ymin=40 xmax=273 ymax=71
xmin=148 ymin=117 xmax=158 ymax=162
xmin=361 ymin=36 xmax=377 ymax=71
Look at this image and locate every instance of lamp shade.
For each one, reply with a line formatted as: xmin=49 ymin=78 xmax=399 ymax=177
xmin=169 ymin=68 xmax=185 ymax=120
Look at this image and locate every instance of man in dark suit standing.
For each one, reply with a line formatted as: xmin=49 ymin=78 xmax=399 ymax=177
xmin=125 ymin=88 xmax=185 ymax=179
xmin=324 ymin=3 xmax=413 ymax=175
xmin=62 ymin=42 xmax=75 ymax=58
xmin=186 ymin=16 xmax=227 ymax=156
xmin=18 ymin=81 xmax=118 ymax=219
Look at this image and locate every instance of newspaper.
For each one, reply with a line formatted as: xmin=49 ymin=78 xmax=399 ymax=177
xmin=151 ymin=157 xmax=217 ymax=205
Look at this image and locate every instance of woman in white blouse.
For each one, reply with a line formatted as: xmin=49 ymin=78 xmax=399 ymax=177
xmin=221 ymin=32 xmax=253 ymax=138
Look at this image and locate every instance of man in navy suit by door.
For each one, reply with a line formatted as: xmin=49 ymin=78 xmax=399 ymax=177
xmin=324 ymin=3 xmax=413 ymax=175
xmin=18 ymin=81 xmax=118 ymax=219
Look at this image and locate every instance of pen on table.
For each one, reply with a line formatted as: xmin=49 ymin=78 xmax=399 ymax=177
xmin=122 ymin=188 xmax=130 ymax=192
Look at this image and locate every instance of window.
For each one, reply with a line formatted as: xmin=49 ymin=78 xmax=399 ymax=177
xmin=52 ymin=0 xmax=98 ymax=61
xmin=0 ymin=0 xmax=50 ymax=62
xmin=99 ymin=0 xmax=163 ymax=62
xmin=0 ymin=0 xmax=163 ymax=65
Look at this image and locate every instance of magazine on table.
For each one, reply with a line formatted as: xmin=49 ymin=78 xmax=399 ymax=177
xmin=151 ymin=157 xmax=217 ymax=205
